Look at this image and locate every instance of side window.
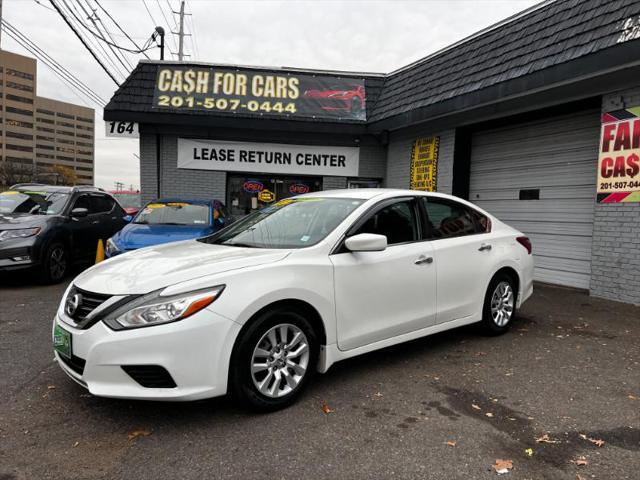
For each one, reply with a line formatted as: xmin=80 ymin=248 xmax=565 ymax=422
xmin=72 ymin=194 xmax=91 ymax=212
xmin=354 ymin=200 xmax=418 ymax=245
xmin=421 ymin=197 xmax=477 ymax=239
xmin=91 ymin=195 xmax=114 ymax=214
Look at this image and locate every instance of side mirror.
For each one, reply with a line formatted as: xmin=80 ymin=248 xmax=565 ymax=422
xmin=71 ymin=207 xmax=89 ymax=218
xmin=123 ymin=215 xmax=133 ymax=223
xmin=344 ymin=233 xmax=387 ymax=252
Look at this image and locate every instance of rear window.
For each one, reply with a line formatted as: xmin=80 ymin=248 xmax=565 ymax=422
xmin=133 ymin=202 xmax=210 ymax=226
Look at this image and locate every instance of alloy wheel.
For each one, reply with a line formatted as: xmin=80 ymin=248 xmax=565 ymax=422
xmin=49 ymin=247 xmax=67 ymax=281
xmin=250 ymin=323 xmax=310 ymax=398
xmin=490 ymin=281 xmax=514 ymax=327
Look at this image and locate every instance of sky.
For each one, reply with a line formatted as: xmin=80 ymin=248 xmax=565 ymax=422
xmin=4 ymin=0 xmax=541 ymax=190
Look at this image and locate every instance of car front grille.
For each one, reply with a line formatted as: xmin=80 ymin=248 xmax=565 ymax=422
xmin=66 ymin=286 xmax=112 ymax=324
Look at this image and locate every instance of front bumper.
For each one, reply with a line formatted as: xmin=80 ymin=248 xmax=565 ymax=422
xmin=52 ymin=307 xmax=241 ymax=401
xmin=0 ymin=238 xmax=39 ymax=271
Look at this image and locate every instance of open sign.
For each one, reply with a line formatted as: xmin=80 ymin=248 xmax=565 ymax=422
xmin=243 ymin=180 xmax=264 ymax=193
xmin=289 ymin=183 xmax=310 ymax=194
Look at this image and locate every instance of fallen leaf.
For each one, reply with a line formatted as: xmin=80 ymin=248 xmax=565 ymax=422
xmin=485 ymin=412 xmax=494 ymax=418
xmin=127 ymin=429 xmax=153 ymax=441
xmin=73 ymin=441 xmax=79 ymax=448
xmin=445 ymin=440 xmax=457 ymax=447
xmin=321 ymin=402 xmax=333 ymax=414
xmin=577 ymin=475 xmax=586 ymax=480
xmin=524 ymin=448 xmax=533 ymax=457
xmin=571 ymin=456 xmax=588 ymax=467
xmin=472 ymin=404 xmax=482 ymax=410
xmin=628 ymin=394 xmax=638 ymax=400
xmin=492 ymin=459 xmax=513 ymax=474
xmin=579 ymin=434 xmax=605 ymax=447
xmin=47 ymin=385 xmax=56 ymax=390
xmin=373 ymin=392 xmax=383 ymax=397
xmin=535 ymin=434 xmax=560 ymax=444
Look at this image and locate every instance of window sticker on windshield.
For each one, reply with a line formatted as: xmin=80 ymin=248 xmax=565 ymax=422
xmin=166 ymin=202 xmax=190 ymax=207
xmin=193 ymin=220 xmax=206 ymax=224
xmin=141 ymin=208 xmax=153 ymax=215
xmin=146 ymin=203 xmax=166 ymax=209
xmin=300 ymin=235 xmax=311 ymax=242
xmin=1 ymin=191 xmax=19 ymax=195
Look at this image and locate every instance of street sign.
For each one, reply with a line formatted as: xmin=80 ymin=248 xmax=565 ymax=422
xmin=105 ymin=121 xmax=139 ymax=138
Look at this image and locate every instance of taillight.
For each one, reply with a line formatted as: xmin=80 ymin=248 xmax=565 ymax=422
xmin=516 ymin=236 xmax=532 ymax=255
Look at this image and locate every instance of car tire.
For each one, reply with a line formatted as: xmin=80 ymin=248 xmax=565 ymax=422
xmin=480 ymin=273 xmax=517 ymax=335
xmin=230 ymin=307 xmax=318 ymax=412
xmin=41 ymin=243 xmax=68 ymax=284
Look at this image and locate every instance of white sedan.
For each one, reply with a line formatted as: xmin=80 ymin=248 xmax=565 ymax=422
xmin=52 ymin=189 xmax=534 ymax=411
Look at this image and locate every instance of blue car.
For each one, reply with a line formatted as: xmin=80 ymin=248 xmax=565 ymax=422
xmin=105 ymin=198 xmax=232 ymax=258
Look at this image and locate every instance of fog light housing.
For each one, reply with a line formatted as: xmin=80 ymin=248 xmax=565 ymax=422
xmin=12 ymin=255 xmax=30 ymax=262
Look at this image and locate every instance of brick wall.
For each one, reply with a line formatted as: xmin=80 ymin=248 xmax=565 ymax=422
xmin=589 ymin=89 xmax=640 ymax=305
xmin=385 ymin=129 xmax=455 ymax=193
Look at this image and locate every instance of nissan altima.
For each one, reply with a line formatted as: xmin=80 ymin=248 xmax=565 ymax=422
xmin=52 ymin=189 xmax=534 ymax=411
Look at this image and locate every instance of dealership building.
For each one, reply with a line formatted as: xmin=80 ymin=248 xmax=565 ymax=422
xmin=104 ymin=0 xmax=640 ymax=305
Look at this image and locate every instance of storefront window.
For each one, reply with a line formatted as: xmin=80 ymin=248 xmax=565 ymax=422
xmin=227 ymin=175 xmax=322 ymax=216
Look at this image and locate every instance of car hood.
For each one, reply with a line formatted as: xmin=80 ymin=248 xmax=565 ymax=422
xmin=0 ymin=212 xmax=51 ymax=228
xmin=74 ymin=240 xmax=291 ymax=295
xmin=113 ymin=223 xmax=212 ymax=250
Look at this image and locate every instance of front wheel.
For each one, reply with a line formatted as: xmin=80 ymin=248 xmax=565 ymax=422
xmin=230 ymin=308 xmax=318 ymax=412
xmin=41 ymin=243 xmax=68 ymax=284
xmin=480 ymin=274 xmax=516 ymax=335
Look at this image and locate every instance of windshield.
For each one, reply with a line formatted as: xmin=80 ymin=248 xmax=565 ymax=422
xmin=113 ymin=193 xmax=141 ymax=209
xmin=133 ymin=201 xmax=210 ymax=226
xmin=202 ymin=197 xmax=363 ymax=249
xmin=0 ymin=190 xmax=70 ymax=215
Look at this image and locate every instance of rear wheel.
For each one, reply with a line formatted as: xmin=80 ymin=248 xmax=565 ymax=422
xmin=41 ymin=243 xmax=68 ymax=284
xmin=480 ymin=274 xmax=516 ymax=335
xmin=230 ymin=307 xmax=318 ymax=412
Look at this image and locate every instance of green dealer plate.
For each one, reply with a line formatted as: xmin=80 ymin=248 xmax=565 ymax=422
xmin=53 ymin=324 xmax=72 ymax=358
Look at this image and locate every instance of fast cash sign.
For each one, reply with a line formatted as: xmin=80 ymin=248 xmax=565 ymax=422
xmin=598 ymin=109 xmax=640 ymax=203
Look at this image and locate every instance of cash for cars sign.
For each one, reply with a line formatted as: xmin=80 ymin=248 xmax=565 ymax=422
xmin=177 ymin=139 xmax=360 ymax=177
xmin=153 ymin=66 xmax=367 ymax=121
xmin=410 ymin=137 xmax=440 ymax=191
xmin=597 ymin=112 xmax=640 ymax=203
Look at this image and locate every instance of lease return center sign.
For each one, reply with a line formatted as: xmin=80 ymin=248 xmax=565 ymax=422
xmin=177 ymin=139 xmax=360 ymax=177
xmin=597 ymin=109 xmax=640 ymax=203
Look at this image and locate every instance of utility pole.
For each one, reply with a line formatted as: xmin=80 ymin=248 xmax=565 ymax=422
xmin=172 ymin=0 xmax=190 ymax=61
xmin=154 ymin=26 xmax=165 ymax=60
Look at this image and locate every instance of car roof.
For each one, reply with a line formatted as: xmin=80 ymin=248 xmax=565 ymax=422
xmin=295 ymin=188 xmax=459 ymax=201
xmin=11 ymin=185 xmax=73 ymax=194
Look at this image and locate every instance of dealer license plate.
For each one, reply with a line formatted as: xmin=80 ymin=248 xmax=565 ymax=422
xmin=53 ymin=324 xmax=72 ymax=358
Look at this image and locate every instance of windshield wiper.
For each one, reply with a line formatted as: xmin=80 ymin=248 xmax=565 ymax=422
xmin=221 ymin=241 xmax=260 ymax=248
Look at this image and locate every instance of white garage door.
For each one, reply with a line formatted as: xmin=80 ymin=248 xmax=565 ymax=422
xmin=469 ymin=110 xmax=600 ymax=289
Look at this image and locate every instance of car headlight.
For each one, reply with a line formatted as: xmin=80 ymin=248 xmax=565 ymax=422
xmin=0 ymin=227 xmax=41 ymax=241
xmin=103 ymin=286 xmax=225 ymax=330
xmin=105 ymin=237 xmax=119 ymax=255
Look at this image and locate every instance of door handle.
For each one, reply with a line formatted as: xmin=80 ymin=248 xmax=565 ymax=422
xmin=478 ymin=243 xmax=492 ymax=252
xmin=415 ymin=256 xmax=433 ymax=265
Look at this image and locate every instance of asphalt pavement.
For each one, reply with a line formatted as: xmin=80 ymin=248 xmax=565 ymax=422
xmin=0 ymin=272 xmax=638 ymax=480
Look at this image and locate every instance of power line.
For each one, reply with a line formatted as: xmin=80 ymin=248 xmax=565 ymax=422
xmin=2 ymin=19 xmax=106 ymax=107
xmin=61 ymin=0 xmax=129 ymax=79
xmin=49 ymin=0 xmax=120 ymax=85
xmin=93 ymin=0 xmax=151 ymax=59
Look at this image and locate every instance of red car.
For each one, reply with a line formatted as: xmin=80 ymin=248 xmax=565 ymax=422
xmin=303 ymin=84 xmax=366 ymax=115
xmin=109 ymin=190 xmax=141 ymax=216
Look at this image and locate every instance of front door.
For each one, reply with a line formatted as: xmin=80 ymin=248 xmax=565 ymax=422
xmin=68 ymin=194 xmax=101 ymax=262
xmin=331 ymin=198 xmax=437 ymax=351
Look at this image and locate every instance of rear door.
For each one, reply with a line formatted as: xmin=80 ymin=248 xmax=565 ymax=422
xmin=91 ymin=194 xmax=126 ymax=240
xmin=419 ymin=196 xmax=494 ymax=324
xmin=331 ymin=197 xmax=437 ymax=351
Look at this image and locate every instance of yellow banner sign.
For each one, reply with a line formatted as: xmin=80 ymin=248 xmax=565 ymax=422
xmin=410 ymin=137 xmax=440 ymax=191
